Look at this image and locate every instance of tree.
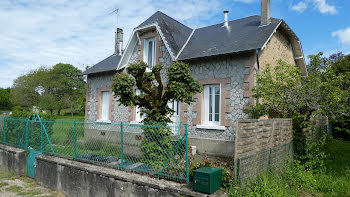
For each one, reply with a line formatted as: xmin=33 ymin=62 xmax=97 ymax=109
xmin=112 ymin=62 xmax=202 ymax=123
xmin=0 ymin=88 xmax=11 ymax=110
xmin=10 ymin=63 xmax=86 ymax=116
xmin=247 ymin=56 xmax=350 ymax=162
xmin=112 ymin=62 xmax=202 ymax=168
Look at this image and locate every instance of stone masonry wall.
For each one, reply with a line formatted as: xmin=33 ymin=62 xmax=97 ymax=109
xmin=234 ymin=119 xmax=293 ymax=184
xmin=86 ymin=73 xmax=130 ymax=122
xmin=183 ymin=55 xmax=253 ymax=140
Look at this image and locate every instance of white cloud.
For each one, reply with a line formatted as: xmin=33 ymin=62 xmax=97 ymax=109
xmin=0 ymin=0 xmax=223 ymax=88
xmin=312 ymin=0 xmax=337 ymax=14
xmin=291 ymin=2 xmax=308 ymax=13
xmin=332 ymin=27 xmax=350 ymax=46
xmin=291 ymin=0 xmax=337 ymax=15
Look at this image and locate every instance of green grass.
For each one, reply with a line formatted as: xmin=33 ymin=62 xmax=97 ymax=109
xmin=5 ymin=185 xmax=22 ymax=193
xmin=228 ymin=138 xmax=350 ymax=197
xmin=0 ymin=182 xmax=8 ymax=187
xmin=55 ymin=113 xmax=85 ymax=120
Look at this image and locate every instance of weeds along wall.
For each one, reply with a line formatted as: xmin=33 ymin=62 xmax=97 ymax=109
xmin=234 ymin=119 xmax=293 ymax=185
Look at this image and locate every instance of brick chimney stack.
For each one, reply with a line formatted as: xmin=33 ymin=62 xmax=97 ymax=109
xmin=261 ymin=0 xmax=271 ymax=26
xmin=115 ymin=28 xmax=123 ymax=55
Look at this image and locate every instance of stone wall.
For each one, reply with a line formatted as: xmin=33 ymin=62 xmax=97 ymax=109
xmin=183 ymin=55 xmax=253 ymax=140
xmin=86 ymin=72 xmax=130 ymax=122
xmin=0 ymin=144 xmax=27 ymax=176
xmin=35 ymin=155 xmax=212 ymax=197
xmin=259 ymin=29 xmax=296 ymax=71
xmin=234 ymin=119 xmax=293 ymax=184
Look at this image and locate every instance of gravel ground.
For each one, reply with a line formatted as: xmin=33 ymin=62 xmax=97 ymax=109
xmin=0 ymin=170 xmax=65 ymax=197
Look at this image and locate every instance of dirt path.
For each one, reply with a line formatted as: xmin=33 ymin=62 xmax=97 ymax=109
xmin=0 ymin=170 xmax=65 ymax=197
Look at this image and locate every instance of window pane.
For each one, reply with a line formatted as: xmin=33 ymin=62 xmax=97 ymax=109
xmin=148 ymin=41 xmax=153 ymax=67
xmin=209 ymin=87 xmax=212 ymax=121
xmin=215 ymin=87 xmax=220 ymax=121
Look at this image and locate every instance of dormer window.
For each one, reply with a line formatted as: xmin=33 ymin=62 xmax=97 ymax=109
xmin=144 ymin=38 xmax=156 ymax=69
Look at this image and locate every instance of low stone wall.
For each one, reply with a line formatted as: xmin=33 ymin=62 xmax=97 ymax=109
xmin=189 ymin=138 xmax=235 ymax=157
xmin=35 ymin=155 xmax=213 ymax=197
xmin=234 ymin=119 xmax=293 ymax=184
xmin=0 ymin=144 xmax=27 ymax=176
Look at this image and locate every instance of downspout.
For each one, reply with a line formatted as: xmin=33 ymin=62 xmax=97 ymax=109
xmin=255 ymin=49 xmax=260 ymax=105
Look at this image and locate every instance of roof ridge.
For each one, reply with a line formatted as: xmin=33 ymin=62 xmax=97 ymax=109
xmin=155 ymin=11 xmax=192 ymax=30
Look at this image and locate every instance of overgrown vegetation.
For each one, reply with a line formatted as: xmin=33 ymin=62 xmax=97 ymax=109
xmin=232 ymin=52 xmax=350 ymax=196
xmin=228 ymin=138 xmax=350 ymax=197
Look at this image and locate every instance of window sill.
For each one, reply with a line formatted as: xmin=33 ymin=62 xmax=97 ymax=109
xmin=196 ymin=125 xmax=226 ymax=130
xmin=96 ymin=120 xmax=111 ymax=124
xmin=130 ymin=121 xmax=143 ymax=125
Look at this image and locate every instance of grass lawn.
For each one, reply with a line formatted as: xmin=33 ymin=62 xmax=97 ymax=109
xmin=55 ymin=113 xmax=85 ymax=120
xmin=0 ymin=170 xmax=65 ymax=197
xmin=228 ymin=138 xmax=350 ymax=197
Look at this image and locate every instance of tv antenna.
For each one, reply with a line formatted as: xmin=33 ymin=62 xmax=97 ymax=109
xmin=109 ymin=8 xmax=119 ymax=27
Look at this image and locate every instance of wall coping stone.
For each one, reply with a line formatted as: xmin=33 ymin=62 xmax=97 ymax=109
xmin=238 ymin=118 xmax=292 ymax=123
xmin=36 ymin=155 xmax=225 ymax=197
xmin=0 ymin=144 xmax=26 ymax=154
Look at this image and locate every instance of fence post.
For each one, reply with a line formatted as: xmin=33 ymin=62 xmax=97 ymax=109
xmin=25 ymin=118 xmax=29 ymax=150
xmin=268 ymin=148 xmax=272 ymax=169
xmin=120 ymin=121 xmax=124 ymax=171
xmin=73 ymin=120 xmax=77 ymax=160
xmin=3 ymin=116 xmax=6 ymax=144
xmin=185 ymin=123 xmax=189 ymax=184
xmin=236 ymin=158 xmax=241 ymax=186
xmin=41 ymin=119 xmax=44 ymax=153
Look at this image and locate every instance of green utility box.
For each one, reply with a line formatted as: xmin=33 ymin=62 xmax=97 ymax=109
xmin=193 ymin=167 xmax=222 ymax=194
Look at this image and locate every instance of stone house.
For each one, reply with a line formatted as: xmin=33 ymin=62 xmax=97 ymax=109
xmin=83 ymin=0 xmax=306 ymax=156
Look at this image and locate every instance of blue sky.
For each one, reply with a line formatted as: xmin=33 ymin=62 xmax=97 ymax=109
xmin=0 ymin=0 xmax=349 ymax=88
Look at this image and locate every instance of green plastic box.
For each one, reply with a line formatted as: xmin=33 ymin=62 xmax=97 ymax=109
xmin=193 ymin=167 xmax=222 ymax=194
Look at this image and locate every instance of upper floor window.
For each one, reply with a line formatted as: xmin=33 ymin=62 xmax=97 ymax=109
xmin=204 ymin=85 xmax=220 ymax=125
xmin=144 ymin=38 xmax=156 ymax=69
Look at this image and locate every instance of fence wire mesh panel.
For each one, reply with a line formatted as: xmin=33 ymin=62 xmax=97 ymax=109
xmin=235 ymin=141 xmax=293 ymax=186
xmin=0 ymin=117 xmax=189 ymax=183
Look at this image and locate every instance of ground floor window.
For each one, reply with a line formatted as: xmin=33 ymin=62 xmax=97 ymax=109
xmin=204 ymin=85 xmax=220 ymax=125
xmin=101 ymin=91 xmax=110 ymax=121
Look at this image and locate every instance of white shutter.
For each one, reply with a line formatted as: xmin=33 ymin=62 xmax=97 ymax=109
xmin=101 ymin=91 xmax=110 ymax=121
xmin=204 ymin=86 xmax=209 ymax=124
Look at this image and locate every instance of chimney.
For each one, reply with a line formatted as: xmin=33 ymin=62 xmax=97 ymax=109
xmin=223 ymin=11 xmax=229 ymax=27
xmin=261 ymin=0 xmax=271 ymax=26
xmin=115 ymin=28 xmax=123 ymax=55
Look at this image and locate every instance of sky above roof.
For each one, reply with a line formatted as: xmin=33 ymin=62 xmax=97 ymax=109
xmin=0 ymin=0 xmax=349 ymax=88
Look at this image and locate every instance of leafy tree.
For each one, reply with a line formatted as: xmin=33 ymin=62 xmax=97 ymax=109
xmin=10 ymin=63 xmax=86 ymax=116
xmin=247 ymin=56 xmax=350 ymax=162
xmin=0 ymin=88 xmax=11 ymax=110
xmin=112 ymin=62 xmax=202 ymax=123
xmin=112 ymin=62 xmax=201 ymax=168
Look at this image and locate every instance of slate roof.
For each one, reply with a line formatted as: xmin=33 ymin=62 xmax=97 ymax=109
xmin=83 ymin=54 xmax=121 ymax=75
xmin=136 ymin=11 xmax=193 ymax=57
xmin=177 ymin=15 xmax=282 ymax=60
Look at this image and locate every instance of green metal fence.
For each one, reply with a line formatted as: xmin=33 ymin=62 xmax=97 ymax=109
xmin=0 ymin=116 xmax=189 ymax=183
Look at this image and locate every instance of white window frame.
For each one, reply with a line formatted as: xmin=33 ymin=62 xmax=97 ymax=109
xmin=100 ymin=91 xmax=110 ymax=121
xmin=143 ymin=37 xmax=156 ymax=70
xmin=203 ymin=85 xmax=221 ymax=126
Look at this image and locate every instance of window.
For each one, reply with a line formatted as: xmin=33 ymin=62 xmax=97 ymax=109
xmin=144 ymin=38 xmax=156 ymax=69
xmin=101 ymin=91 xmax=110 ymax=121
xmin=204 ymin=85 xmax=220 ymax=125
xmin=135 ymin=89 xmax=145 ymax=122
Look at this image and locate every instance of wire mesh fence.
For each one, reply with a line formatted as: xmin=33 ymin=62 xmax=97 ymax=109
xmin=0 ymin=116 xmax=189 ymax=183
xmin=234 ymin=141 xmax=294 ymax=186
